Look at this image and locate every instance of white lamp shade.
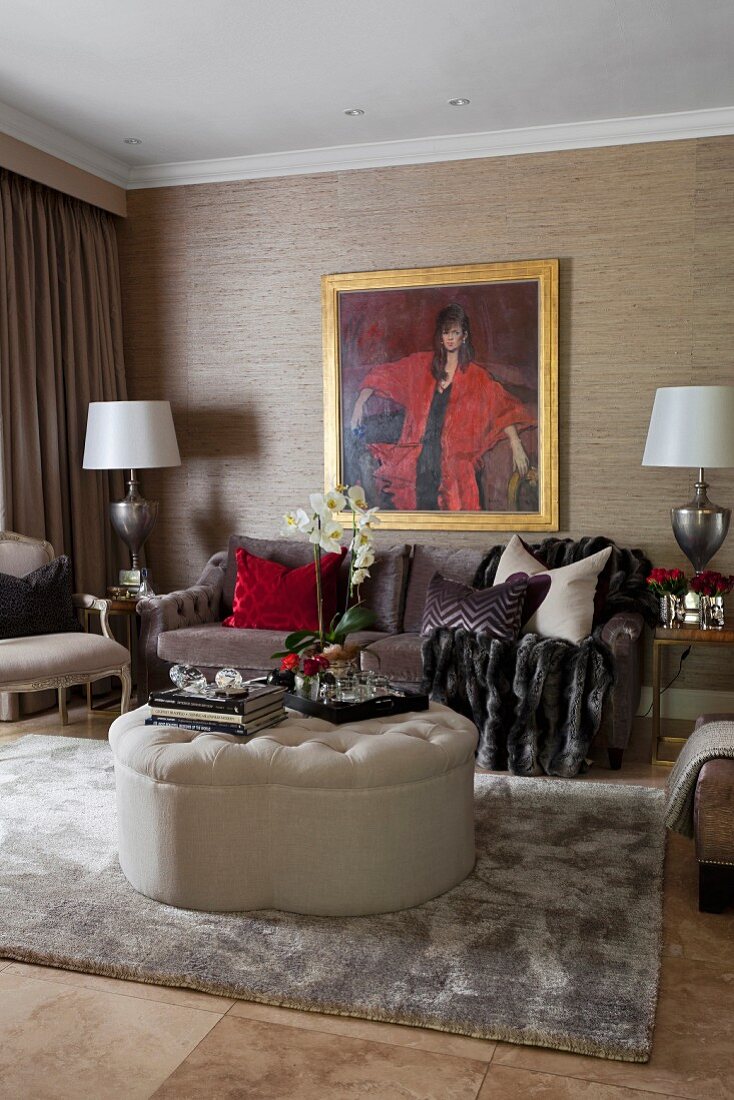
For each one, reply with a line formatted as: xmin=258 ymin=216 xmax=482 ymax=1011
xmin=83 ymin=401 xmax=181 ymax=470
xmin=642 ymin=386 xmax=734 ymax=468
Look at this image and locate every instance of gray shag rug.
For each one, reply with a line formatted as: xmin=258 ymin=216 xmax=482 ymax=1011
xmin=0 ymin=735 xmax=666 ymax=1062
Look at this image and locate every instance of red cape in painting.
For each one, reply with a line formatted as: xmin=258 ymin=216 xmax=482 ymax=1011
xmin=362 ymin=352 xmax=535 ymax=511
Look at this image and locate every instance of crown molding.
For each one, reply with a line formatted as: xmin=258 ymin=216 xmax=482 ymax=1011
xmin=0 ymin=99 xmax=129 ymax=188
xmin=3 ymin=101 xmax=734 ymax=194
xmin=127 ymin=104 xmax=734 ymax=190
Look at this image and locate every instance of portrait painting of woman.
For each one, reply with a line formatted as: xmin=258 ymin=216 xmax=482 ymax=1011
xmin=322 ymin=260 xmax=558 ymax=532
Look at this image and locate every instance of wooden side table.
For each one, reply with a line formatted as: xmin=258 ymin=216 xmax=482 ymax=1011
xmin=652 ymin=618 xmax=734 ymax=766
xmin=84 ymin=598 xmax=139 ymax=714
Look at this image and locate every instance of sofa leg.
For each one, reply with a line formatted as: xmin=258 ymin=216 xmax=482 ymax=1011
xmin=699 ymin=863 xmax=734 ymax=913
xmin=608 ymin=747 xmax=624 ymax=770
xmin=57 ymin=687 xmax=68 ymax=726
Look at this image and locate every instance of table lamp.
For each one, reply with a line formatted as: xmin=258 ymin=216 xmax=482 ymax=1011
xmin=83 ymin=400 xmax=181 ymax=585
xmin=642 ymin=386 xmax=734 ymax=573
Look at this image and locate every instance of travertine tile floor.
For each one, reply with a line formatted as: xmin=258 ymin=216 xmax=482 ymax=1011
xmin=0 ymin=702 xmax=732 ymax=1099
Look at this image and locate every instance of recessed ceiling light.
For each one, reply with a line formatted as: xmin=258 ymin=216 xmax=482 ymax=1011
xmin=343 ymin=108 xmax=365 ymax=117
xmin=123 ymin=137 xmax=142 ymax=145
xmin=448 ymin=98 xmax=470 ymax=107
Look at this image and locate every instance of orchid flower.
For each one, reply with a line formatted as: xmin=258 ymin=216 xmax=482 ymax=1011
xmin=281 ymin=510 xmax=300 ymax=535
xmin=354 ymin=546 xmax=375 ymax=569
xmin=274 ymin=484 xmax=380 ymax=656
xmin=282 ymin=508 xmax=314 ymax=537
xmin=347 ymin=484 xmax=369 ymax=512
xmin=309 ymin=492 xmax=331 ymax=518
xmin=351 ymin=528 xmax=373 ymax=551
xmin=323 ymin=487 xmax=347 ymax=513
xmin=356 ymin=507 xmax=380 ymax=528
xmin=319 ymin=519 xmax=344 ymax=554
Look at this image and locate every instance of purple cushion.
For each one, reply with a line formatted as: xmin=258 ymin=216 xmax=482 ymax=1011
xmin=506 ymin=570 xmax=552 ymax=627
xmin=421 ymin=572 xmax=528 ymax=639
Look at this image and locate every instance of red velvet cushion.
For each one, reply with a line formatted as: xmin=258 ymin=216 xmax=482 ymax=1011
xmin=222 ymin=547 xmax=346 ymax=631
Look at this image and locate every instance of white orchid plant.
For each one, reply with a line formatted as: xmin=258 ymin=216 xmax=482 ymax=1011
xmin=273 ymin=484 xmax=380 ymax=658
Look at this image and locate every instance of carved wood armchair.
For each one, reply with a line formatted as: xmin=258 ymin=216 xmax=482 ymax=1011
xmin=0 ymin=531 xmax=131 ymax=724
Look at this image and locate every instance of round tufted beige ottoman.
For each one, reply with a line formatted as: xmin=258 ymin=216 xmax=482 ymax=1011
xmin=108 ymin=702 xmax=478 ymax=916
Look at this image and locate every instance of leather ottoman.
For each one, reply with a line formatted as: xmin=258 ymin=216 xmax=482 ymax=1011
xmin=693 ymin=713 xmax=734 ymax=913
xmin=108 ymin=702 xmax=478 ymax=916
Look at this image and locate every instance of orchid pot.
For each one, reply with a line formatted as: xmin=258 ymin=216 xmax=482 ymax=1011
xmin=322 ymin=642 xmax=360 ymax=677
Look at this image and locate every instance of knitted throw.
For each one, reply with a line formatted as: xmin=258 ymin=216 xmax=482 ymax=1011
xmin=422 ymin=537 xmax=655 ymax=778
xmin=665 ymin=720 xmax=734 ymax=838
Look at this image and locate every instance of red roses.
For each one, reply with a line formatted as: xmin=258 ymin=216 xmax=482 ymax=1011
xmin=280 ymin=652 xmax=330 ymax=677
xmin=689 ymin=571 xmax=734 ymax=597
xmin=302 ymin=654 xmax=330 ymax=677
xmin=646 ymin=568 xmax=687 ymax=597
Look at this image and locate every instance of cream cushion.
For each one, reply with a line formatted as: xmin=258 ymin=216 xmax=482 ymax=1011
xmin=109 ymin=702 xmax=478 ymax=916
xmin=0 ymin=633 xmax=129 ymax=681
xmin=494 ymin=535 xmax=612 ymax=644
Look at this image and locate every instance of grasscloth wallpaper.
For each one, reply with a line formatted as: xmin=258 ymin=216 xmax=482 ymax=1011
xmin=117 ymin=136 xmax=734 ymax=692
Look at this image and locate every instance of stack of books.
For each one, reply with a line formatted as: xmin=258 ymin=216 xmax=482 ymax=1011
xmin=146 ymin=683 xmax=286 ymax=736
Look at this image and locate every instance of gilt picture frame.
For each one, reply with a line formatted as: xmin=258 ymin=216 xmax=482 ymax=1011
xmin=322 ymin=259 xmax=558 ymax=531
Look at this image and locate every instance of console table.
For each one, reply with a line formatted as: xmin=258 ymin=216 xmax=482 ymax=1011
xmin=652 ymin=619 xmax=734 ymax=766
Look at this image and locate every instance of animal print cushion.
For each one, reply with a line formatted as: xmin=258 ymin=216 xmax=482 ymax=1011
xmin=421 ymin=572 xmax=528 ymax=639
xmin=0 ymin=555 xmax=81 ymax=639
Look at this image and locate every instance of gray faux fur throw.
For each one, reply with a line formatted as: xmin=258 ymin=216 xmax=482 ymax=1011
xmin=422 ymin=537 xmax=654 ymax=778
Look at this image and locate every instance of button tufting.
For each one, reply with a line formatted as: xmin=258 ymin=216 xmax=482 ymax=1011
xmin=109 ymin=701 xmax=478 ymax=915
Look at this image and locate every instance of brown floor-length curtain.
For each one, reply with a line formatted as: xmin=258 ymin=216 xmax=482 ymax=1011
xmin=0 ymin=167 xmax=128 ymax=592
xmin=0 ymin=168 xmax=128 ymax=719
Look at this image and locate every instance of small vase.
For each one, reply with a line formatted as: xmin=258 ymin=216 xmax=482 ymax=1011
xmin=659 ymin=594 xmax=680 ymax=628
xmin=715 ymin=594 xmax=726 ymax=626
xmin=294 ymin=671 xmax=321 ymax=700
xmin=699 ymin=594 xmax=725 ymax=630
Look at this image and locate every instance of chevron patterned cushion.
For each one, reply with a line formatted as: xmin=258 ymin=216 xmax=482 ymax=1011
xmin=421 ymin=572 xmax=528 ymax=638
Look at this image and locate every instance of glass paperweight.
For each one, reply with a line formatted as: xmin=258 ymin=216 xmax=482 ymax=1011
xmin=211 ymin=664 xmax=248 ymax=690
xmin=169 ymin=664 xmax=208 ymax=693
xmin=214 ymin=668 xmax=247 ymax=694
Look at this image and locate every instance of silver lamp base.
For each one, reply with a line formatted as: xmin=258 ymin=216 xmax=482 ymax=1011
xmin=671 ymin=469 xmax=730 ymax=574
xmin=109 ymin=469 xmax=158 ymax=573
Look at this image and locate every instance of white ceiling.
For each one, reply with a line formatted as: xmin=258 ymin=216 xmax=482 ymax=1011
xmin=2 ymin=0 xmax=734 ymax=187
